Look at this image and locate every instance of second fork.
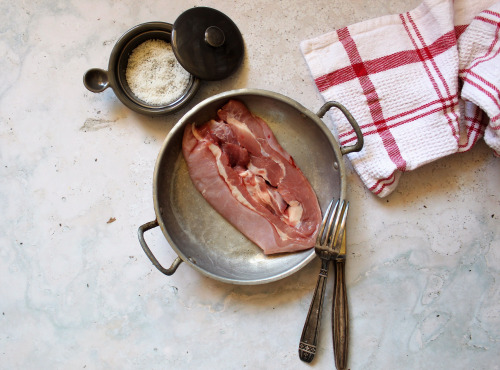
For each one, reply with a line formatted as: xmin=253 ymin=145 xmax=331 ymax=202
xmin=298 ymin=199 xmax=348 ymax=363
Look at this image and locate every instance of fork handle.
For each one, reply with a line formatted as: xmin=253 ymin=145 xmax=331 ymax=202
xmin=299 ymin=258 xmax=330 ymax=363
xmin=332 ymin=260 xmax=349 ymax=370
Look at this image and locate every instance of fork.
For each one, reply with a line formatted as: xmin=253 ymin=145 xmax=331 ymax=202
xmin=333 ymin=224 xmax=349 ymax=370
xmin=298 ymin=199 xmax=349 ymax=363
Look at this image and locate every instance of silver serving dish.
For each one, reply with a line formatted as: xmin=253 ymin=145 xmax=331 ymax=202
xmin=138 ymin=88 xmax=363 ymax=284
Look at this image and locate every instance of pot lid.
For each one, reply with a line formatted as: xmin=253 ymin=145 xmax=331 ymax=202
xmin=171 ymin=7 xmax=244 ymax=81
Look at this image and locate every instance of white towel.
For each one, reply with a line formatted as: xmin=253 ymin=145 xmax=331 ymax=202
xmin=301 ymin=0 xmax=500 ymax=197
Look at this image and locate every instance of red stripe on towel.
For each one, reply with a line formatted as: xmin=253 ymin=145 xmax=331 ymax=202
xmin=337 ymin=27 xmax=407 ymax=171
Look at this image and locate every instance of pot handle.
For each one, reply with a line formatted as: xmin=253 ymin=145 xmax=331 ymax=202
xmin=317 ymin=101 xmax=364 ymax=155
xmin=137 ymin=220 xmax=183 ymax=276
xmin=83 ymin=68 xmax=110 ymax=93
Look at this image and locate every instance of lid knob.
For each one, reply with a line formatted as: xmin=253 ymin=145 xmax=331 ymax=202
xmin=205 ymin=26 xmax=225 ymax=47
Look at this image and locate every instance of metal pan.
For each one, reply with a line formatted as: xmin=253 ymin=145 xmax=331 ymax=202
xmin=138 ymin=89 xmax=363 ymax=285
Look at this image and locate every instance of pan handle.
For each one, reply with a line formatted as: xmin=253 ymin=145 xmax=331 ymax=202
xmin=317 ymin=101 xmax=364 ymax=156
xmin=138 ymin=220 xmax=183 ymax=276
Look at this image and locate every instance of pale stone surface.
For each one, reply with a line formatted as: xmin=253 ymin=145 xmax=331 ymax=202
xmin=1 ymin=0 xmax=499 ymax=369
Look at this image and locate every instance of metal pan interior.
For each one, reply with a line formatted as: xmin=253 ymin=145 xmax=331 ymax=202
xmin=153 ymin=89 xmax=344 ymax=284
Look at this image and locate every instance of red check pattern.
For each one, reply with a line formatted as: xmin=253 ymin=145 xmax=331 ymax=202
xmin=301 ymin=0 xmax=500 ymax=197
xmin=459 ymin=7 xmax=500 ymax=153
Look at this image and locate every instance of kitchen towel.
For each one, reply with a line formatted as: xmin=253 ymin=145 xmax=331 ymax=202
xmin=301 ymin=0 xmax=500 ymax=197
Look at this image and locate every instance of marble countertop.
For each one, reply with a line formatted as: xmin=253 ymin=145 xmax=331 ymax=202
xmin=1 ymin=0 xmax=499 ymax=369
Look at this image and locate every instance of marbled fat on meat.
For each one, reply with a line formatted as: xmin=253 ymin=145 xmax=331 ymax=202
xmin=182 ymin=100 xmax=321 ymax=254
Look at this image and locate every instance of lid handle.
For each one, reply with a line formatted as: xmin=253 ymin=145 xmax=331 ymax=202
xmin=204 ymin=26 xmax=225 ymax=47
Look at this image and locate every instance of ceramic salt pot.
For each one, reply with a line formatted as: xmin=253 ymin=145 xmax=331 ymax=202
xmin=83 ymin=7 xmax=244 ymax=116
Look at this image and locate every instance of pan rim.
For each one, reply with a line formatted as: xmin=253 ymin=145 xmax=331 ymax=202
xmin=152 ymin=88 xmax=346 ymax=284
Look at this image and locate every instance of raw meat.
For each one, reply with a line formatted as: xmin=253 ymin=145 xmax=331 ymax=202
xmin=182 ymin=99 xmax=321 ymax=254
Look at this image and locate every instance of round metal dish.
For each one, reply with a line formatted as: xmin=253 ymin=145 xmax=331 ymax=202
xmin=138 ymin=89 xmax=363 ymax=284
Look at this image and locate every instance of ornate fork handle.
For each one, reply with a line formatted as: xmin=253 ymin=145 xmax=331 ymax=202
xmin=299 ymin=199 xmax=347 ymax=364
xmin=333 ymin=260 xmax=349 ymax=370
xmin=298 ymin=258 xmax=330 ymax=363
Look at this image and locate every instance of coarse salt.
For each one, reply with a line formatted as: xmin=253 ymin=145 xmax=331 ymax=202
xmin=125 ymin=39 xmax=190 ymax=106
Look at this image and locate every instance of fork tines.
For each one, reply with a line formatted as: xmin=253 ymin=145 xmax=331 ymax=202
xmin=316 ymin=199 xmax=349 ymax=252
